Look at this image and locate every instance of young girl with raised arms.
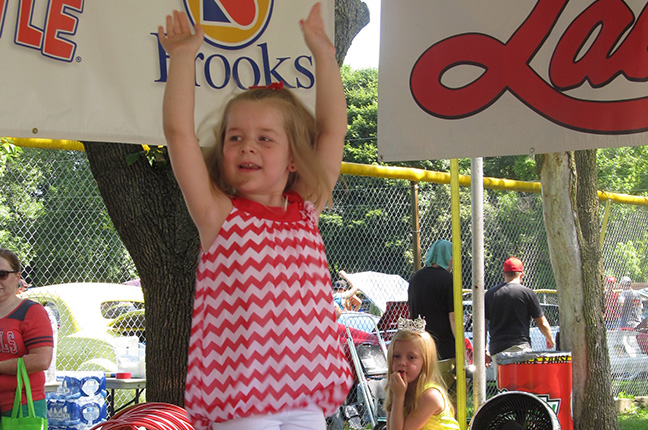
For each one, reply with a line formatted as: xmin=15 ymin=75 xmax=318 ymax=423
xmin=157 ymin=3 xmax=352 ymax=430
xmin=385 ymin=318 xmax=461 ymax=430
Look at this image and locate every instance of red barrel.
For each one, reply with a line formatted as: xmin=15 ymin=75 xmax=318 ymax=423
xmin=498 ymin=352 xmax=572 ymax=430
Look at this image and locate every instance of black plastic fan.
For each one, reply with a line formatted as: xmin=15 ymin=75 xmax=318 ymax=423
xmin=470 ymin=391 xmax=561 ymax=430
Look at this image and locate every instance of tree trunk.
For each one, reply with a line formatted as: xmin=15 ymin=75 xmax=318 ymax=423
xmin=83 ymin=0 xmax=369 ymax=406
xmin=536 ymin=151 xmax=618 ymax=430
xmin=334 ymin=0 xmax=370 ymax=66
xmin=84 ymin=142 xmax=199 ymax=405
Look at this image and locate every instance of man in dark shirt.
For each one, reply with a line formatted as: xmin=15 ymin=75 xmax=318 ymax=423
xmin=485 ymin=257 xmax=554 ymax=368
xmin=408 ymin=239 xmax=456 ymax=399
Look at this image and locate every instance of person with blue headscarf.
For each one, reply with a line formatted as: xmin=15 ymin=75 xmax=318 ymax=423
xmin=423 ymin=239 xmax=452 ymax=270
xmin=407 ymin=239 xmax=457 ymax=408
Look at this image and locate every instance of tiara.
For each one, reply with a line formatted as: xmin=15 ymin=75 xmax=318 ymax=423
xmin=397 ymin=317 xmax=426 ymax=333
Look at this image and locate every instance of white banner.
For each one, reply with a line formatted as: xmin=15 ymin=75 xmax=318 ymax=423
xmin=378 ymin=0 xmax=648 ymax=161
xmin=0 ymin=0 xmax=333 ymax=147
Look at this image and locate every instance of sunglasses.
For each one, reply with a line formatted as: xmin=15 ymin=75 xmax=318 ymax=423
xmin=0 ymin=270 xmax=19 ymax=281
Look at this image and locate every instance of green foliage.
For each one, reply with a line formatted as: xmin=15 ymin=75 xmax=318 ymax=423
xmin=483 ymin=155 xmax=538 ymax=181
xmin=0 ymin=147 xmax=136 ymax=285
xmin=322 ymin=177 xmax=414 ymax=278
xmin=618 ymin=406 xmax=648 ymax=430
xmin=125 ymin=145 xmax=169 ymax=169
xmin=478 ymin=146 xmax=648 ymax=196
xmin=1 ymin=137 xmax=23 ymax=164
xmin=612 ymin=241 xmax=645 ymax=281
xmin=601 ymin=204 xmax=648 ymax=282
xmin=331 ymin=68 xmax=415 ymax=277
xmin=596 ymin=149 xmax=648 ymax=279
xmin=598 ymin=146 xmax=648 ymax=195
xmin=618 ymin=391 xmax=634 ymax=399
xmin=0 ymin=139 xmax=40 ymax=265
xmin=342 ymin=66 xmax=379 ymax=164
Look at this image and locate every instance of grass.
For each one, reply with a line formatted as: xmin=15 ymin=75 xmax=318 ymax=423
xmin=618 ymin=406 xmax=648 ymax=430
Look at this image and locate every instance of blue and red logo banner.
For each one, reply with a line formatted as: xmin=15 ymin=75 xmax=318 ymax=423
xmin=378 ymin=0 xmax=648 ymax=161
xmin=0 ymin=0 xmax=331 ymax=148
xmin=183 ymin=0 xmax=274 ymax=49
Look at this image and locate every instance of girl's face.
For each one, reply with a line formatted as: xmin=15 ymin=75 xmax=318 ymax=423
xmin=0 ymin=257 xmax=20 ymax=304
xmin=222 ymin=100 xmax=294 ymax=205
xmin=391 ymin=339 xmax=424 ymax=384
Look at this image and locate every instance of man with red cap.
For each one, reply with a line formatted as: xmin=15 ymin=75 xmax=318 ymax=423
xmin=484 ymin=257 xmax=555 ymax=372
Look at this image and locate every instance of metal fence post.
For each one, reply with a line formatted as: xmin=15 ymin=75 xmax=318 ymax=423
xmin=410 ymin=181 xmax=421 ymax=272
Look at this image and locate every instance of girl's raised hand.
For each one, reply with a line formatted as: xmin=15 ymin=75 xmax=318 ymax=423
xmin=299 ymin=2 xmax=336 ymax=59
xmin=158 ymin=10 xmax=205 ymax=56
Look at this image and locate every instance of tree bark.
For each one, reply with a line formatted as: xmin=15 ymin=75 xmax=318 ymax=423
xmin=83 ymin=1 xmax=370 ymax=406
xmin=84 ymin=142 xmax=199 ymax=405
xmin=573 ymin=150 xmax=618 ymax=430
xmin=536 ymin=151 xmax=618 ymax=430
xmin=334 ymin=0 xmax=370 ymax=66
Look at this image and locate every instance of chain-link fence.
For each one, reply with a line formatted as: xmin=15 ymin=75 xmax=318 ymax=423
xmin=0 ymin=147 xmax=137 ymax=286
xmin=328 ymin=175 xmax=648 ymax=415
xmin=3 ymin=147 xmax=648 ymax=425
xmin=1 ymin=147 xmax=142 ymax=418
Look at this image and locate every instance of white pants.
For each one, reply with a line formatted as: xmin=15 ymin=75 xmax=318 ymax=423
xmin=210 ymin=405 xmax=326 ymax=430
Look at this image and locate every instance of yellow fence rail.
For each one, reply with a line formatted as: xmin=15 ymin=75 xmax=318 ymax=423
xmin=6 ymin=138 xmax=648 ymax=207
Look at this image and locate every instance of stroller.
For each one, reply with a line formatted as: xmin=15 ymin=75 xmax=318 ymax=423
xmin=337 ymin=312 xmax=389 ymax=429
xmin=335 ymin=272 xmax=412 ymax=429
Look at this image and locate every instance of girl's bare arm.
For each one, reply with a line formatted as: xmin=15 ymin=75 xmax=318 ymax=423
xmin=158 ymin=11 xmax=230 ymax=248
xmin=400 ymin=387 xmax=445 ymax=430
xmin=299 ymin=2 xmax=347 ymax=211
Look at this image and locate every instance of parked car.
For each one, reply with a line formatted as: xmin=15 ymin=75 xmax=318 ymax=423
xmin=20 ymin=283 xmax=145 ymax=374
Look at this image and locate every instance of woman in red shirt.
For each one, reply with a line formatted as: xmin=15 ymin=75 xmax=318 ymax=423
xmin=0 ymin=248 xmax=53 ymax=421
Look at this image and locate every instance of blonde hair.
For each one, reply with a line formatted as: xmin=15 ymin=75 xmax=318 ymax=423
xmin=384 ymin=330 xmax=454 ymax=417
xmin=204 ymin=87 xmax=331 ymax=207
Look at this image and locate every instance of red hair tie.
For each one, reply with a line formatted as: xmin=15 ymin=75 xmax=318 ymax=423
xmin=249 ymin=81 xmax=284 ymax=91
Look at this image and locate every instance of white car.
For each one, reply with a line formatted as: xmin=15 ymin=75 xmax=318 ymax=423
xmin=607 ymin=329 xmax=648 ymax=380
xmin=20 ymin=283 xmax=145 ymax=375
